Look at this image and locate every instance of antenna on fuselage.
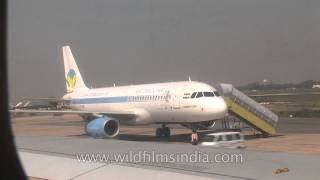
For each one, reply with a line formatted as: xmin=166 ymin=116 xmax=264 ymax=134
xmin=188 ymin=76 xmax=192 ymax=82
xmin=113 ymin=83 xmax=116 ymax=87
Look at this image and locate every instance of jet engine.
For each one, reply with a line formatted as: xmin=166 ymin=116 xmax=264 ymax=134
xmin=85 ymin=116 xmax=120 ymax=138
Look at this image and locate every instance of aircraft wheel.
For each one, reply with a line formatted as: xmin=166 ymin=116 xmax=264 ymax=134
xmin=156 ymin=128 xmax=162 ymax=137
xmin=163 ymin=127 xmax=171 ymax=137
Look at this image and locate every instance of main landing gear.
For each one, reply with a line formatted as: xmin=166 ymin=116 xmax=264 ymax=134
xmin=156 ymin=124 xmax=171 ymax=137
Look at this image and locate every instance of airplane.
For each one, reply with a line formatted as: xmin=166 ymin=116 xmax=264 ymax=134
xmin=12 ymin=46 xmax=228 ymax=142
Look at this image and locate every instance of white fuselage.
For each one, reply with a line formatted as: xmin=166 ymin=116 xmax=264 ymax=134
xmin=64 ymin=81 xmax=227 ymax=125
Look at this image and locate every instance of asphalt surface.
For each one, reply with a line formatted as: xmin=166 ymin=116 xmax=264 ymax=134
xmin=16 ymin=135 xmax=320 ymax=180
xmin=21 ymin=115 xmax=320 ymax=134
xmin=12 ymin=115 xmax=320 ymax=179
xmin=276 ymin=117 xmax=320 ymax=133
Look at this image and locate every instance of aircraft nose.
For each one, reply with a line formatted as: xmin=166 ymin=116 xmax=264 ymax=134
xmin=200 ymin=97 xmax=228 ymax=119
xmin=215 ymin=97 xmax=228 ymax=116
xmin=206 ymin=97 xmax=228 ymax=118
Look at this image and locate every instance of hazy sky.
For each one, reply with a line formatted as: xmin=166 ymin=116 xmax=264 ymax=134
xmin=8 ymin=0 xmax=320 ymax=100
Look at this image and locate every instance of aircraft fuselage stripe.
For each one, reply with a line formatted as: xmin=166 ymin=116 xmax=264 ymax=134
xmin=71 ymin=95 xmax=165 ymax=104
xmin=71 ymin=96 xmax=129 ymax=104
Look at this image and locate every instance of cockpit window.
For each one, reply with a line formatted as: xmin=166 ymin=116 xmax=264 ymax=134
xmin=214 ymin=91 xmax=221 ymax=96
xmin=203 ymin=92 xmax=215 ymax=97
xmin=196 ymin=92 xmax=203 ymax=98
xmin=191 ymin=92 xmax=197 ymax=98
xmin=191 ymin=91 xmax=217 ymax=98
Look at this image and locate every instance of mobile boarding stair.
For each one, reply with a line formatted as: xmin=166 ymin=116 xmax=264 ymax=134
xmin=215 ymin=84 xmax=278 ymax=135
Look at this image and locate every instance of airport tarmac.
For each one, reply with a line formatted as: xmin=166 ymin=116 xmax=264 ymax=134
xmin=11 ymin=115 xmax=320 ymax=155
xmin=10 ymin=115 xmax=320 ymax=179
xmin=17 ymin=134 xmax=320 ymax=180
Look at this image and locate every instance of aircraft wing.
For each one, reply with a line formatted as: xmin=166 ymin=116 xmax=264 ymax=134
xmin=10 ymin=109 xmax=136 ymax=119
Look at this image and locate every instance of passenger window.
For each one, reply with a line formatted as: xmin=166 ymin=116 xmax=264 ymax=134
xmin=203 ymin=92 xmax=215 ymax=97
xmin=235 ymin=134 xmax=240 ymax=140
xmin=226 ymin=135 xmax=233 ymax=141
xmin=196 ymin=92 xmax=203 ymax=98
xmin=191 ymin=92 xmax=197 ymax=98
xmin=215 ymin=135 xmax=223 ymax=141
xmin=201 ymin=136 xmax=213 ymax=142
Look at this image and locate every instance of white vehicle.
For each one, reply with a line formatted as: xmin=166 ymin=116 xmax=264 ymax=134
xmin=11 ymin=46 xmax=228 ymax=140
xmin=200 ymin=131 xmax=245 ymax=148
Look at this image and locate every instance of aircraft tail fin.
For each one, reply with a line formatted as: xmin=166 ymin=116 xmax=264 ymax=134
xmin=62 ymin=46 xmax=88 ymax=93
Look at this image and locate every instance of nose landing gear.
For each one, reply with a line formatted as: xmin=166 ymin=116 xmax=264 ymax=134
xmin=155 ymin=124 xmax=171 ymax=137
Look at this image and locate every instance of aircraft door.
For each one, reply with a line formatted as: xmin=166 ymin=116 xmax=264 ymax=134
xmin=172 ymin=87 xmax=182 ymax=109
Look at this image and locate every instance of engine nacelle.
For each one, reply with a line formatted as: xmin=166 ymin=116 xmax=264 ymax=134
xmin=85 ymin=116 xmax=120 ymax=138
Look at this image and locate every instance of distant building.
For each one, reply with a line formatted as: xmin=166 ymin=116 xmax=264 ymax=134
xmin=312 ymin=84 xmax=320 ymax=89
xmin=261 ymin=79 xmax=272 ymax=85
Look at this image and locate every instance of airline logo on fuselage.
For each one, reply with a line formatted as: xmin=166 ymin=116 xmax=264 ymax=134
xmin=66 ymin=69 xmax=77 ymax=89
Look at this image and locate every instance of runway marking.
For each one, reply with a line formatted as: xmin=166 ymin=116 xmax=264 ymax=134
xmin=69 ymin=163 xmax=108 ymax=180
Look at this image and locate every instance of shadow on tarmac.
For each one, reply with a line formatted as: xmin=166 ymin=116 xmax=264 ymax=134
xmin=67 ymin=130 xmax=277 ymax=144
